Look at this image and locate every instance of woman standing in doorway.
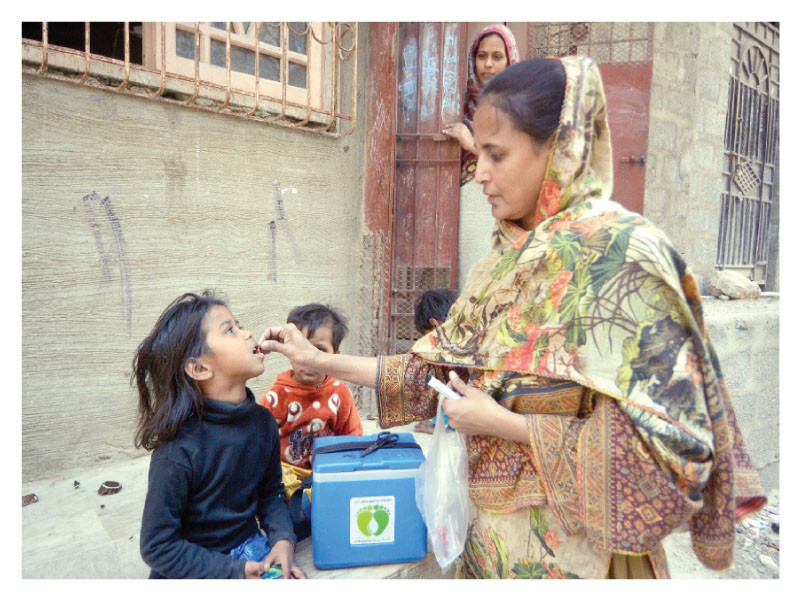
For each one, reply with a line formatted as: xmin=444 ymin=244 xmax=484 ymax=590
xmin=442 ymin=25 xmax=520 ymax=291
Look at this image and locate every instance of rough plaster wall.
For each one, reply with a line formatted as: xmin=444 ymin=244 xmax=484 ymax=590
xmin=21 ymin=64 xmax=366 ymax=482
xmin=353 ymin=231 xmax=388 ymax=417
xmin=457 ymin=181 xmax=494 ymax=292
xmin=702 ymin=297 xmax=780 ymax=492
xmin=643 ymin=22 xmax=733 ymax=293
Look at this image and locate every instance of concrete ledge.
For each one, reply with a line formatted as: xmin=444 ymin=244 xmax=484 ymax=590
xmin=20 ymin=420 xmax=438 ymax=579
xmin=700 ymin=295 xmax=780 ymax=491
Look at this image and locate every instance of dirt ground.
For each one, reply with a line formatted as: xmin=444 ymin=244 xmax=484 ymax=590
xmin=662 ymin=488 xmax=779 ymax=579
xmin=21 ymin=417 xmax=779 ymax=579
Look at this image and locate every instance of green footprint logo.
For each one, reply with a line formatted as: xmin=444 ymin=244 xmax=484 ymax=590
xmin=357 ymin=507 xmax=377 ymax=536
xmin=373 ymin=506 xmax=390 ymax=535
xmin=356 ymin=505 xmax=392 ymax=536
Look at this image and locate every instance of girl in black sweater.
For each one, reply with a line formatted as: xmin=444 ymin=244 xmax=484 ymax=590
xmin=133 ymin=291 xmax=306 ymax=579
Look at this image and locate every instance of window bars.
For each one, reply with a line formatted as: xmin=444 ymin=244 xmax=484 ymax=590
xmin=717 ymin=22 xmax=779 ymax=285
xmin=527 ymin=22 xmax=653 ymax=63
xmin=21 ymin=22 xmax=358 ymax=137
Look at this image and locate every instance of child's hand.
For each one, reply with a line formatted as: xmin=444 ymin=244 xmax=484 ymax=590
xmin=264 ymin=539 xmax=307 ymax=579
xmin=258 ymin=324 xmax=317 ymax=366
xmin=244 ymin=561 xmax=265 ymax=579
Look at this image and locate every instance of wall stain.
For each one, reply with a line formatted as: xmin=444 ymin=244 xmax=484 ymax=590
xmin=81 ymin=194 xmax=113 ymax=314
xmin=82 ymin=192 xmax=133 ymax=334
xmin=268 ymin=220 xmax=278 ymax=284
xmin=267 ymin=180 xmax=301 ymax=283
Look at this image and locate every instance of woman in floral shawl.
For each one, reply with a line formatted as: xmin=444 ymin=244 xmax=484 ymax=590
xmin=259 ymin=56 xmax=766 ymax=579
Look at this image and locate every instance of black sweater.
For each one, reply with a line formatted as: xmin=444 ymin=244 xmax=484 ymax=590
xmin=139 ymin=388 xmax=296 ymax=578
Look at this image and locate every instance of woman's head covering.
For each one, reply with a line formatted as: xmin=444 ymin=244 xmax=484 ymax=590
xmin=461 ymin=24 xmax=519 ymax=185
xmin=531 ymin=56 xmax=614 ymax=225
xmin=415 ymin=55 xmax=765 ymax=569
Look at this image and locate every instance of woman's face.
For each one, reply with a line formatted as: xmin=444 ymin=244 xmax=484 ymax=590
xmin=475 ymin=34 xmax=508 ymax=86
xmin=472 ymin=100 xmax=552 ymax=231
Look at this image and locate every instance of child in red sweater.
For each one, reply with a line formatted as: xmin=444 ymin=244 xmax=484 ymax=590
xmin=258 ymin=303 xmax=363 ymax=469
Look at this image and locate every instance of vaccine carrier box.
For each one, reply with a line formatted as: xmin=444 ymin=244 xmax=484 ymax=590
xmin=311 ymin=432 xmax=427 ymax=569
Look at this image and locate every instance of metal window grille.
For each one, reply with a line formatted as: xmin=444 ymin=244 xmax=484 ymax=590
xmin=527 ymin=22 xmax=653 ymax=63
xmin=716 ymin=23 xmax=779 ymax=285
xmin=21 ymin=22 xmax=358 ymax=137
xmin=391 ymin=267 xmax=452 ymax=353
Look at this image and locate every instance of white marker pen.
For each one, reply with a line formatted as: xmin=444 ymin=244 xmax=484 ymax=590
xmin=425 ymin=373 xmax=461 ymax=401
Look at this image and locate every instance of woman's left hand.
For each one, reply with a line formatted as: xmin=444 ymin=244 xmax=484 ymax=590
xmin=442 ymin=370 xmax=529 ymax=443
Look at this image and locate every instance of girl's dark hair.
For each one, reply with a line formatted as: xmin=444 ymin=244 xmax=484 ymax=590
xmin=132 ymin=291 xmax=227 ymax=450
xmin=479 ymin=57 xmax=566 ymax=146
xmin=414 ymin=288 xmax=457 ymax=334
xmin=287 ymin=303 xmax=349 ymax=352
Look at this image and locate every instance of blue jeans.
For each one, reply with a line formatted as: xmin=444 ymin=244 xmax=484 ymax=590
xmin=228 ymin=533 xmax=282 ymax=579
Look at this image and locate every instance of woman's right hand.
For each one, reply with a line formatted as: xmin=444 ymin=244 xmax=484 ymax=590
xmin=258 ymin=323 xmax=317 ymax=369
xmin=442 ymin=122 xmax=476 ymax=153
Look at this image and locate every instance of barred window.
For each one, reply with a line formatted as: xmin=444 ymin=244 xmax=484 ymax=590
xmin=527 ymin=22 xmax=653 ymax=63
xmin=21 ymin=22 xmax=358 ymax=137
xmin=717 ymin=22 xmax=779 ymax=287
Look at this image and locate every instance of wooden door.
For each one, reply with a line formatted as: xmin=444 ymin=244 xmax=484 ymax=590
xmin=600 ymin=61 xmax=652 ymax=213
xmin=388 ymin=22 xmax=467 ymax=353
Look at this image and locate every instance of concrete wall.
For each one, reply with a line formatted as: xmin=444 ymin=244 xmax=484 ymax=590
xmin=703 ymin=296 xmax=779 ymax=493
xmin=21 ymin=28 xmax=368 ymax=483
xmin=457 ymin=182 xmax=494 ymax=292
xmin=643 ymin=22 xmax=733 ymax=292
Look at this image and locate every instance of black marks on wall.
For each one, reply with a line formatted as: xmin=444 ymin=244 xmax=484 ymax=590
xmin=82 ymin=194 xmax=113 ymax=313
xmin=268 ymin=220 xmax=278 ymax=284
xmin=82 ymin=192 xmax=133 ymax=334
xmin=274 ymin=181 xmax=300 ymax=263
xmin=266 ymin=180 xmax=301 ymax=283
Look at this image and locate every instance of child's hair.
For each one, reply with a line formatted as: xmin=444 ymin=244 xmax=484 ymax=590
xmin=132 ymin=291 xmax=227 ymax=450
xmin=414 ymin=288 xmax=457 ymax=334
xmin=287 ymin=303 xmax=348 ymax=352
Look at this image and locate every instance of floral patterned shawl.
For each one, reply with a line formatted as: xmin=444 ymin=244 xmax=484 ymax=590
xmin=460 ymin=24 xmax=519 ymax=185
xmin=409 ymin=56 xmax=765 ymax=570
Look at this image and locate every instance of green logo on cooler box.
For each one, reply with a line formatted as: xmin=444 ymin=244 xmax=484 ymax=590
xmin=356 ymin=504 xmax=391 ymax=536
xmin=350 ymin=496 xmax=395 ymax=544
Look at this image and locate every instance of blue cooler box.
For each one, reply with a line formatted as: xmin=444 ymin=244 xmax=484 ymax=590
xmin=311 ymin=432 xmax=427 ymax=569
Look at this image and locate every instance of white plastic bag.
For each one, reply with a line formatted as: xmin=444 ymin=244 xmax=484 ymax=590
xmin=414 ymin=393 xmax=470 ymax=571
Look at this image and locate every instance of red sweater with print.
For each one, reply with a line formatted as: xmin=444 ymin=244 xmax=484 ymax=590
xmin=258 ymin=370 xmax=363 ymax=469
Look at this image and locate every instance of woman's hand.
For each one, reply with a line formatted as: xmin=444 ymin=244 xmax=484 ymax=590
xmin=258 ymin=323 xmax=318 ymax=370
xmin=264 ymin=539 xmax=307 ymax=579
xmin=442 ymin=370 xmax=529 ymax=443
xmin=442 ymin=122 xmax=476 ymax=153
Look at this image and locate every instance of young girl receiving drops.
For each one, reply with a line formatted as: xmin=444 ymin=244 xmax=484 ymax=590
xmin=133 ymin=291 xmax=306 ymax=579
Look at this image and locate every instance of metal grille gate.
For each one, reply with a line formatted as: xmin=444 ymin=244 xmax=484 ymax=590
xmin=388 ymin=23 xmax=465 ymax=354
xmin=717 ymin=23 xmax=779 ymax=286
